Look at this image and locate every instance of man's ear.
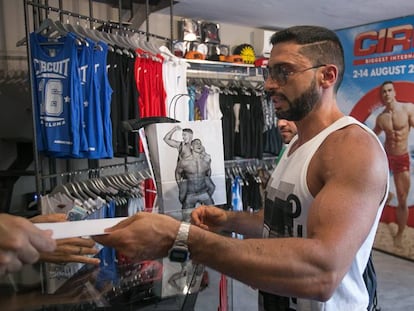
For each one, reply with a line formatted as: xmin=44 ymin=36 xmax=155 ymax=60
xmin=320 ymin=65 xmax=337 ymax=88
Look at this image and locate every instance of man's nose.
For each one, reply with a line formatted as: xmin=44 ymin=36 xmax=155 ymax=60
xmin=263 ymin=78 xmax=282 ymax=91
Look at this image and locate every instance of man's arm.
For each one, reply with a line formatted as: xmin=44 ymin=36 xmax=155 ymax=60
xmin=175 ymin=164 xmax=188 ymax=203
xmin=163 ymin=125 xmax=181 ymax=148
xmin=407 ymin=103 xmax=414 ymax=128
xmin=187 ymin=126 xmax=388 ymax=300
xmin=205 ymin=176 xmax=216 ymax=196
xmin=372 ymin=114 xmax=383 ymax=135
xmin=93 ymin=126 xmax=388 ymax=301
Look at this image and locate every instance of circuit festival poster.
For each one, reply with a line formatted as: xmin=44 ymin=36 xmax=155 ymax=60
xmin=336 ymin=16 xmax=414 ymax=258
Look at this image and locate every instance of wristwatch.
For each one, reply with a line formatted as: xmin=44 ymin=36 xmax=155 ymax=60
xmin=168 ymin=222 xmax=191 ymax=262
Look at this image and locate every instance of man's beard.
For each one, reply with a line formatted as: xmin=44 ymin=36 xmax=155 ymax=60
xmin=275 ymin=79 xmax=320 ymax=121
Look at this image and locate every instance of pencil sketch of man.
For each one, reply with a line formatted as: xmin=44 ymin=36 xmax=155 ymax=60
xmin=163 ymin=125 xmax=193 ymax=161
xmin=164 ymin=126 xmax=215 ymax=209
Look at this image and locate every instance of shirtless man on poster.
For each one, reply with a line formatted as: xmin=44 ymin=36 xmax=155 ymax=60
xmin=175 ymin=138 xmax=215 ymax=209
xmin=164 ymin=127 xmax=215 ymax=208
xmin=373 ymin=80 xmax=414 ymax=247
xmin=163 ymin=125 xmax=193 ymax=161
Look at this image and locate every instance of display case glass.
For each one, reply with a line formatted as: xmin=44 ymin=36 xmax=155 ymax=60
xmin=0 ymin=211 xmax=204 ymax=311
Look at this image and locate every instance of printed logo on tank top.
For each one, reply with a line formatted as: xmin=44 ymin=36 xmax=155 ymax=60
xmin=78 ymin=64 xmax=89 ymax=85
xmin=263 ymin=180 xmax=303 ymax=239
xmin=33 ymin=58 xmax=70 ymax=78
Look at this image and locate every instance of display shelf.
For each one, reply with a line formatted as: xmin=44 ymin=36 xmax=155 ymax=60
xmin=186 ymin=59 xmax=264 ymax=82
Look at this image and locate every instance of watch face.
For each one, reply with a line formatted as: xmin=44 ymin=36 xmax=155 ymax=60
xmin=169 ymin=248 xmax=189 ymax=263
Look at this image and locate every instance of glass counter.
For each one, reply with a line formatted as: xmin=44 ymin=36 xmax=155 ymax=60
xmin=0 ymin=210 xmax=204 ymax=311
xmin=0 ymin=257 xmax=203 ymax=310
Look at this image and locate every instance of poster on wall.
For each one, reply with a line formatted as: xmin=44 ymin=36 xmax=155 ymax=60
xmin=144 ymin=120 xmax=227 ymax=215
xmin=336 ymin=16 xmax=414 ymax=260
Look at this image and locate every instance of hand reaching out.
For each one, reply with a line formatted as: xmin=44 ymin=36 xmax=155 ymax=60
xmin=0 ymin=213 xmax=56 ymax=275
xmin=190 ymin=205 xmax=228 ymax=233
xmin=31 ymin=213 xmax=100 ymax=265
xmin=93 ymin=212 xmax=180 ymax=262
xmin=39 ymin=237 xmax=100 ymax=265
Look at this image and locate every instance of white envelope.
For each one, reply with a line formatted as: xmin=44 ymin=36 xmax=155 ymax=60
xmin=34 ymin=217 xmax=128 ymax=239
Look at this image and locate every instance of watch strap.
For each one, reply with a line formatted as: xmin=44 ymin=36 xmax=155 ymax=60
xmin=174 ymin=222 xmax=190 ymax=247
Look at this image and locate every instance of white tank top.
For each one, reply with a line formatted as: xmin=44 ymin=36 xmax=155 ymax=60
xmin=264 ymin=116 xmax=389 ymax=310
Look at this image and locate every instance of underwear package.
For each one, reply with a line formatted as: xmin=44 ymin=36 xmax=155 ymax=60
xmin=201 ymin=22 xmax=221 ymax=44
xmin=179 ymin=18 xmax=201 ymax=42
xmin=218 ymin=44 xmax=230 ymax=57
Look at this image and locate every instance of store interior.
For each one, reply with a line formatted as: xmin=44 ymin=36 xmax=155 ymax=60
xmin=1 ymin=0 xmax=414 ymax=310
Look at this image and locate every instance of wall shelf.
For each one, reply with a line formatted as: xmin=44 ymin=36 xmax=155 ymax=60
xmin=186 ymin=59 xmax=264 ymax=82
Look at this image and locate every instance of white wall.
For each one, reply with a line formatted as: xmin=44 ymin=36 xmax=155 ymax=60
xmin=141 ymin=12 xmax=273 ymax=56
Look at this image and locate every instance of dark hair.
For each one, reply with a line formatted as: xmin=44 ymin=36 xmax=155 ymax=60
xmin=270 ymin=25 xmax=345 ymax=92
xmin=381 ymin=80 xmax=394 ymax=88
xmin=182 ymin=128 xmax=193 ymax=134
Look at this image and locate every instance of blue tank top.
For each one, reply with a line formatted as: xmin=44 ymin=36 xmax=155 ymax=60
xmin=30 ymin=32 xmax=82 ymax=157
xmin=77 ymin=38 xmax=106 ymax=159
xmin=93 ymin=41 xmax=114 ymax=158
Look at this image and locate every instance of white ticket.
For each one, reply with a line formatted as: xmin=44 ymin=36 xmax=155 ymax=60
xmin=34 ymin=217 xmax=128 ymax=239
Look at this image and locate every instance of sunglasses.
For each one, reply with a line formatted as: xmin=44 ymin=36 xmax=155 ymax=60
xmin=263 ymin=63 xmax=326 ymax=86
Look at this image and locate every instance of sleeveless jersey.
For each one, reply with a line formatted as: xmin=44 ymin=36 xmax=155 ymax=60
xmin=160 ymin=46 xmax=190 ymax=122
xmin=263 ymin=116 xmax=389 ymax=310
xmin=30 ymin=32 xmax=82 ymax=157
xmin=93 ymin=41 xmax=113 ymax=158
xmin=78 ymin=38 xmax=112 ymax=159
xmin=206 ymin=85 xmax=222 ymax=120
xmin=77 ymin=37 xmax=99 ymax=158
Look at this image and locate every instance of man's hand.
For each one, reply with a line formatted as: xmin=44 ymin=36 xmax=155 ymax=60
xmin=30 ymin=213 xmax=100 ymax=265
xmin=93 ymin=212 xmax=180 ymax=262
xmin=39 ymin=237 xmax=100 ymax=265
xmin=0 ymin=214 xmax=56 ymax=275
xmin=191 ymin=205 xmax=228 ymax=233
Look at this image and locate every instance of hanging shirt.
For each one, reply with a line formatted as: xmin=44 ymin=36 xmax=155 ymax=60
xmin=77 ymin=37 xmax=105 ymax=159
xmin=160 ymin=46 xmax=190 ymax=121
xmin=93 ymin=41 xmax=114 ymax=158
xmin=206 ymin=85 xmax=223 ymax=120
xmin=30 ymin=32 xmax=83 ymax=157
xmin=231 ymin=176 xmax=243 ymax=240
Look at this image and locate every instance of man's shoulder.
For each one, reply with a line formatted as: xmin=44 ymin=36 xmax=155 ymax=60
xmin=323 ymin=123 xmax=382 ymax=154
xmin=316 ymin=124 xmax=387 ymax=175
xmin=398 ymin=101 xmax=414 ymax=110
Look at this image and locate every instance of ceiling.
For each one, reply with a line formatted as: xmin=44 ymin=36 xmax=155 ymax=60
xmin=157 ymin=0 xmax=414 ymax=31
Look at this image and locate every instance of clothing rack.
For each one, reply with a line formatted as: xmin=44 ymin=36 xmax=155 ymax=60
xmin=21 ymin=0 xmax=171 ymax=198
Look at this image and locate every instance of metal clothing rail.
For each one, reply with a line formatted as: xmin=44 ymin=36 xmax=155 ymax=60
xmin=40 ymin=159 xmax=149 ymax=180
xmin=186 ymin=59 xmax=264 ymax=83
xmin=225 ymin=156 xmax=276 ymax=168
xmin=25 ymin=0 xmax=171 ymax=42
